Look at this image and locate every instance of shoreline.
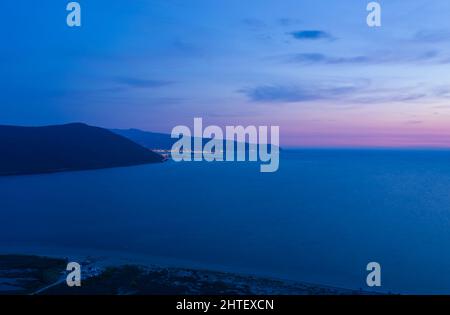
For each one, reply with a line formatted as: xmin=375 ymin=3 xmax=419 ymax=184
xmin=0 ymin=247 xmax=383 ymax=295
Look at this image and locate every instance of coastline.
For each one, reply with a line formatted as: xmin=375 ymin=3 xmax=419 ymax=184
xmin=0 ymin=247 xmax=382 ymax=295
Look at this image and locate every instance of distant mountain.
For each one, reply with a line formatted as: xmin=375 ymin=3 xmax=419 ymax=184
xmin=111 ymin=128 xmax=280 ymax=152
xmin=0 ymin=123 xmax=164 ymax=176
xmin=110 ymin=128 xmax=176 ymax=150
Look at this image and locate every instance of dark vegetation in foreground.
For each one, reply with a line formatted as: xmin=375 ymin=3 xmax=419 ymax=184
xmin=0 ymin=255 xmax=375 ymax=295
xmin=0 ymin=255 xmax=67 ymax=294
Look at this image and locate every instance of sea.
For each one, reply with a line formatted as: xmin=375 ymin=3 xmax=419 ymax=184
xmin=1 ymin=149 xmax=450 ymax=294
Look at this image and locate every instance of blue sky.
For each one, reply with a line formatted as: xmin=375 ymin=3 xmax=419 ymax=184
xmin=2 ymin=0 xmax=450 ymax=147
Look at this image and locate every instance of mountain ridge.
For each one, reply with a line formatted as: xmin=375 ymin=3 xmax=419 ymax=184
xmin=111 ymin=127 xmax=280 ymax=151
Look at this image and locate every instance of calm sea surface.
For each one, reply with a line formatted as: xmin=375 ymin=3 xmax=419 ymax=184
xmin=1 ymin=149 xmax=450 ymax=294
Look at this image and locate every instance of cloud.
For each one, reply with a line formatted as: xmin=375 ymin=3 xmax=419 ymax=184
xmin=242 ymin=17 xmax=302 ymax=30
xmin=240 ymin=81 xmax=435 ymax=105
xmin=240 ymin=84 xmax=358 ymax=103
xmin=414 ymin=30 xmax=450 ymax=43
xmin=289 ymin=53 xmax=369 ymax=64
xmin=242 ymin=85 xmax=320 ymax=102
xmin=405 ymin=120 xmax=423 ymax=125
xmin=116 ymin=78 xmax=173 ymax=88
xmin=277 ymin=18 xmax=302 ymax=27
xmin=432 ymin=86 xmax=450 ymax=98
xmin=242 ymin=18 xmax=267 ymax=30
xmin=289 ymin=30 xmax=333 ymax=40
xmin=353 ymin=93 xmax=427 ymax=104
xmin=285 ymin=50 xmax=443 ymax=65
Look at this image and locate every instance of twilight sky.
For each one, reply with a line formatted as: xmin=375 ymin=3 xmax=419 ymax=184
xmin=2 ymin=0 xmax=450 ymax=147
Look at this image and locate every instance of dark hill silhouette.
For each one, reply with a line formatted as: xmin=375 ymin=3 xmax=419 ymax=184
xmin=0 ymin=123 xmax=164 ymax=176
